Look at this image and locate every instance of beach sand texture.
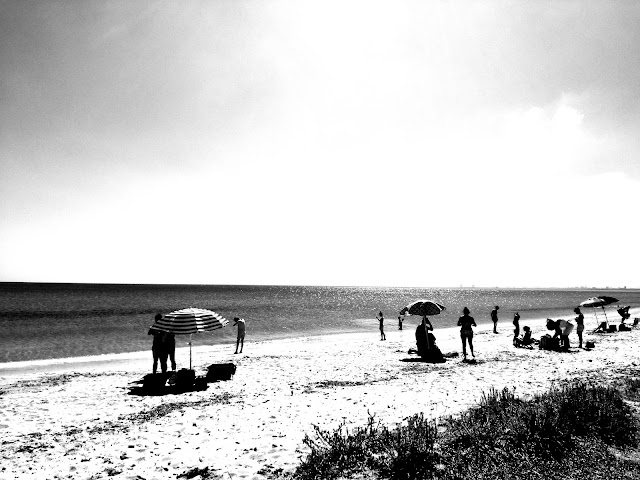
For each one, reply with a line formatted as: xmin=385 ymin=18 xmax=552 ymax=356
xmin=1 ymin=312 xmax=639 ymax=479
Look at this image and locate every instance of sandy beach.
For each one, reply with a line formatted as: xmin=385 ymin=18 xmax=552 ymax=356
xmin=2 ymin=310 xmax=639 ymax=480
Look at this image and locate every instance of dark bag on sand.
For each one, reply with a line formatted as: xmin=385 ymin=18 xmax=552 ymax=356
xmin=539 ymin=335 xmax=560 ymax=351
xmin=175 ymin=368 xmax=196 ymax=391
xmin=608 ymin=324 xmax=617 ymax=333
xmin=143 ymin=373 xmax=168 ymax=390
xmin=585 ymin=341 xmax=595 ymax=349
xmin=619 ymin=324 xmax=631 ymax=332
xmin=206 ymin=363 xmax=237 ymax=382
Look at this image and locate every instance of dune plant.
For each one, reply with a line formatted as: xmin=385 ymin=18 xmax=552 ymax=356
xmin=293 ymin=381 xmax=639 ymax=480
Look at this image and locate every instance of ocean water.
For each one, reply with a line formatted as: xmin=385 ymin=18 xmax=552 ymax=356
xmin=0 ymin=283 xmax=638 ymax=363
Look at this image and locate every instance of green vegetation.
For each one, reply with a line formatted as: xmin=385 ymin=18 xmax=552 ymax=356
xmin=292 ymin=381 xmax=640 ymax=480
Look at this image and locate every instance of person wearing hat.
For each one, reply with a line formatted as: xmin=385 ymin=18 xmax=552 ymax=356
xmin=491 ymin=306 xmax=500 ymax=334
xmin=233 ymin=317 xmax=246 ymax=354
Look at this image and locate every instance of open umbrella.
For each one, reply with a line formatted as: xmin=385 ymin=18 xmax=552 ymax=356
xmin=399 ymin=300 xmax=446 ymax=317
xmin=151 ymin=307 xmax=229 ymax=369
xmin=580 ymin=296 xmax=618 ymax=327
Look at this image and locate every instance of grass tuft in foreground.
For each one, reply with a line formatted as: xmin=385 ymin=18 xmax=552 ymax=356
xmin=293 ymin=381 xmax=640 ymax=480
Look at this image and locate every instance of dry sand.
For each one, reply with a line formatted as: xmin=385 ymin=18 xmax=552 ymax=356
xmin=1 ymin=310 xmax=640 ymax=480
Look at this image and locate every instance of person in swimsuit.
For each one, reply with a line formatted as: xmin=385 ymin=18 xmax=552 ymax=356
xmin=377 ymin=311 xmax=386 ymax=340
xmin=574 ymin=307 xmax=584 ymax=348
xmin=513 ymin=312 xmax=521 ymax=346
xmin=458 ymin=307 xmax=477 ymax=360
xmin=491 ymin=306 xmax=499 ymax=334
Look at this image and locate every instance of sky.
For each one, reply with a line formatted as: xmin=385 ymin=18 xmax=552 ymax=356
xmin=1 ymin=0 xmax=639 ymax=288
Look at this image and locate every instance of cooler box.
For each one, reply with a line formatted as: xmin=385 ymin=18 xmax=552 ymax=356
xmin=174 ymin=368 xmax=196 ymax=391
xmin=206 ymin=363 xmax=237 ymax=382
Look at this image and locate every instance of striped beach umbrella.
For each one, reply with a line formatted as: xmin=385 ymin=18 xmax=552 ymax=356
xmin=151 ymin=308 xmax=229 ymax=369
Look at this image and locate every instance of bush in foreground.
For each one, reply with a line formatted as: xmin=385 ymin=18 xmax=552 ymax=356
xmin=293 ymin=381 xmax=639 ymax=480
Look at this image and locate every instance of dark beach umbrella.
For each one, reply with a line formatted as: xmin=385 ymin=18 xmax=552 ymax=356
xmin=580 ymin=296 xmax=619 ymax=326
xmin=151 ymin=308 xmax=229 ymax=369
xmin=399 ymin=300 xmax=446 ymax=317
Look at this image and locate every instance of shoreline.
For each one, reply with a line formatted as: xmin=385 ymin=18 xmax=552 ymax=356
xmin=3 ymin=313 xmax=640 ymax=479
xmin=0 ymin=307 xmax=640 ymax=379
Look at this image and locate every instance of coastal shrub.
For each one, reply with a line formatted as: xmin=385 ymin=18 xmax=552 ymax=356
xmin=294 ymin=381 xmax=639 ymax=480
xmin=296 ymin=413 xmax=440 ymax=480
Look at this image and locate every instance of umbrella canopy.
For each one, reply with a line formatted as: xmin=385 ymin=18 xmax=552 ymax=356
xmin=580 ymin=296 xmax=619 ymax=328
xmin=151 ymin=308 xmax=229 ymax=370
xmin=399 ymin=300 xmax=446 ymax=317
xmin=580 ymin=296 xmax=619 ymax=308
xmin=153 ymin=308 xmax=229 ymax=334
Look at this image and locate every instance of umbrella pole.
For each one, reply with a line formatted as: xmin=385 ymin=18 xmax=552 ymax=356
xmin=189 ymin=334 xmax=193 ymax=370
xmin=602 ymin=307 xmax=609 ymax=327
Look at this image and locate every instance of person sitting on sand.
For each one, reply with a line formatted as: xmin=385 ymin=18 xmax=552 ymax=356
xmin=458 ymin=307 xmax=476 ymax=360
xmin=574 ymin=307 xmax=585 ymax=348
xmin=515 ymin=326 xmax=537 ymax=348
xmin=415 ymin=316 xmax=434 ymax=355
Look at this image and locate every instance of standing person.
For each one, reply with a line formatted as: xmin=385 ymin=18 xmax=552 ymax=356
xmin=398 ymin=315 xmax=404 ymax=330
xmin=491 ymin=306 xmax=500 ymax=333
xmin=512 ymin=312 xmax=521 ymax=346
xmin=148 ymin=313 xmax=168 ymax=374
xmin=574 ymin=307 xmax=585 ymax=348
xmin=377 ymin=311 xmax=386 ymax=340
xmin=233 ymin=317 xmax=246 ymax=354
xmin=165 ymin=332 xmax=176 ymax=371
xmin=458 ymin=307 xmax=477 ymax=360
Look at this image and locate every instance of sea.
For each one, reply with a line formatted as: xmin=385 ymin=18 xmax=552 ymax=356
xmin=0 ymin=283 xmax=638 ymax=364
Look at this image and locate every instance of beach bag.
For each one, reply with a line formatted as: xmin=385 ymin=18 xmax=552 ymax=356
xmin=206 ymin=363 xmax=237 ymax=382
xmin=619 ymin=324 xmax=631 ymax=332
xmin=143 ymin=373 xmax=167 ymax=391
xmin=585 ymin=341 xmax=595 ymax=349
xmin=539 ymin=335 xmax=552 ymax=350
xmin=174 ymin=368 xmax=196 ymax=391
xmin=608 ymin=324 xmax=617 ymax=333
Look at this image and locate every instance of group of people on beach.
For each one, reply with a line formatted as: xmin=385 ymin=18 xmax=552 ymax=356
xmin=378 ymin=303 xmax=635 ymax=362
xmin=148 ymin=314 xmax=247 ymax=374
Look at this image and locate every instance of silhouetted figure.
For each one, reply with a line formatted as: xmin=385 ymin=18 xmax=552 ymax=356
xmin=233 ymin=317 xmax=246 ymax=354
xmin=491 ymin=306 xmax=499 ymax=333
xmin=512 ymin=312 xmax=520 ymax=346
xmin=458 ymin=307 xmax=476 ymax=360
xmin=574 ymin=307 xmax=584 ymax=348
xmin=377 ymin=311 xmax=386 ymax=340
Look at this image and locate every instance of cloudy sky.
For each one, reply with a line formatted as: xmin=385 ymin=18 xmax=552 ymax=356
xmin=1 ymin=1 xmax=639 ymax=288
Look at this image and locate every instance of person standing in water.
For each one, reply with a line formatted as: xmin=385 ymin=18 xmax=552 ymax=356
xmin=376 ymin=311 xmax=386 ymax=340
xmin=574 ymin=307 xmax=585 ymax=348
xmin=491 ymin=306 xmax=500 ymax=334
xmin=458 ymin=307 xmax=477 ymax=360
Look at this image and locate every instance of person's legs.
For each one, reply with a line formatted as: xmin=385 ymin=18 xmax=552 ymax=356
xmin=239 ymin=336 xmax=244 ymax=353
xmin=235 ymin=337 xmax=240 ymax=354
xmin=152 ymin=349 xmax=159 ymax=374
xmin=493 ymin=321 xmax=497 ymax=334
xmin=461 ymin=336 xmax=467 ymax=359
xmin=169 ymin=349 xmax=176 ymax=371
xmin=159 ymin=352 xmax=168 ymax=374
xmin=469 ymin=336 xmax=475 ymax=357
